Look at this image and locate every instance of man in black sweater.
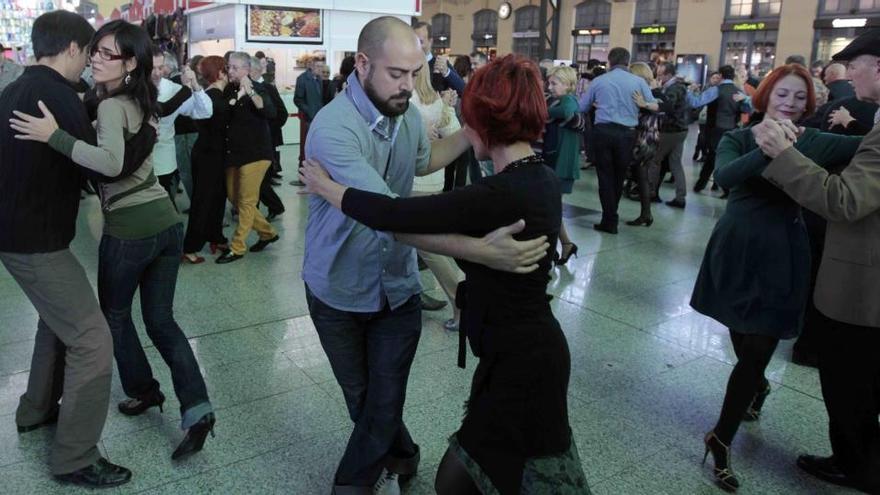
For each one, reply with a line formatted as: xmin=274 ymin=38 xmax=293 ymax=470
xmin=0 ymin=11 xmax=132 ymax=488
xmin=824 ymin=62 xmax=856 ymax=102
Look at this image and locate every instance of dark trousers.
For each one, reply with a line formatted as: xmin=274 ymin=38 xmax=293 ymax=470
xmin=259 ymin=165 xmax=285 ymax=216
xmin=183 ymin=150 xmax=228 ymax=253
xmin=794 ymin=212 xmax=828 ymax=359
xmin=98 ymin=223 xmax=211 ymax=429
xmin=818 ymin=319 xmax=880 ymax=491
xmin=305 ymin=286 xmax=422 ymax=487
xmin=0 ymin=250 xmax=112 ymax=474
xmin=592 ymin=123 xmax=637 ymax=227
xmin=697 ymin=127 xmax=732 ymax=189
xmin=298 ymin=119 xmax=311 ymax=167
xmin=694 ymin=123 xmax=709 ymax=159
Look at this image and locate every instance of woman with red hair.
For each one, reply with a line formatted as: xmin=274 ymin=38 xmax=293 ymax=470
xmin=690 ymin=64 xmax=862 ymax=492
xmin=300 ymin=54 xmax=588 ymax=494
xmin=181 ymin=55 xmax=231 ymax=262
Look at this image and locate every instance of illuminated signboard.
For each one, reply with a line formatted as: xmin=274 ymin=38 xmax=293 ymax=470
xmin=733 ymin=22 xmax=765 ymax=31
xmin=630 ymin=25 xmax=676 ymax=35
xmin=573 ymin=28 xmax=606 ymax=36
xmin=641 ymin=25 xmax=666 ymax=34
xmin=721 ymin=20 xmax=779 ymax=32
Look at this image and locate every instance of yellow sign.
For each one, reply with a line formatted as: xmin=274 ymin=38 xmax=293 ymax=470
xmin=639 ymin=25 xmax=667 ymax=34
xmin=732 ymin=22 xmax=766 ymax=31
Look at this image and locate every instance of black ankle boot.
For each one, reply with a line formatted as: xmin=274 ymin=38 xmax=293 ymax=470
xmin=172 ymin=413 xmax=216 ymax=460
xmin=703 ymin=431 xmax=740 ymax=492
xmin=118 ymin=390 xmax=165 ymax=416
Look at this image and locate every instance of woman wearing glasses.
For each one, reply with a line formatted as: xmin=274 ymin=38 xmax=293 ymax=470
xmin=10 ymin=20 xmax=215 ymax=460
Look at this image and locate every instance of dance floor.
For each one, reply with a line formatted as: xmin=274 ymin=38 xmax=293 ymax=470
xmin=0 ymin=129 xmax=854 ymax=494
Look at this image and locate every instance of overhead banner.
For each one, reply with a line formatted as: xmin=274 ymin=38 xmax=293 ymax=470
xmin=246 ymin=5 xmax=323 ymax=43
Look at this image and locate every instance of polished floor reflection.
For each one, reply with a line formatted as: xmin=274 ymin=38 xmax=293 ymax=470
xmin=0 ymin=135 xmax=855 ymax=494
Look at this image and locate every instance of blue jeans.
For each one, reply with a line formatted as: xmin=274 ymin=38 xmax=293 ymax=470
xmin=98 ymin=223 xmax=211 ymax=429
xmin=305 ymin=285 xmax=422 ymax=487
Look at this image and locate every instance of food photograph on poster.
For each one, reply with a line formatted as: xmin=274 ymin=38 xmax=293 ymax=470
xmin=247 ymin=5 xmax=323 ymax=43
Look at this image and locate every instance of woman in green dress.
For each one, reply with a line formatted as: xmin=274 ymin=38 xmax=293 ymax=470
xmin=691 ymin=64 xmax=862 ymax=492
xmin=543 ymin=65 xmax=582 ymax=265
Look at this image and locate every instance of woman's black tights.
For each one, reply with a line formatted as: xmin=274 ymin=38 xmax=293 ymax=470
xmin=714 ymin=330 xmax=778 ymax=445
xmin=435 ymin=447 xmax=481 ymax=495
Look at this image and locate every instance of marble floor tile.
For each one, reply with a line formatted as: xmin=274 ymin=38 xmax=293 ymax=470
xmin=0 ymin=137 xmax=843 ymax=494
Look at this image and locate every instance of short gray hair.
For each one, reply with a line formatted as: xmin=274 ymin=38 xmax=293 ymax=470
xmin=229 ymin=51 xmax=251 ymax=69
xmin=162 ymin=51 xmax=179 ymax=72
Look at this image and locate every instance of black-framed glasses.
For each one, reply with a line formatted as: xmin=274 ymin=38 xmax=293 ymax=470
xmin=90 ymin=46 xmax=127 ymax=62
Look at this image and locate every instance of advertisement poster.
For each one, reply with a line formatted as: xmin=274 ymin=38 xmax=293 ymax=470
xmin=247 ymin=5 xmax=322 ymax=44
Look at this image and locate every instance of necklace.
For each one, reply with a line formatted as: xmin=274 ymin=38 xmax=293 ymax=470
xmin=499 ymin=154 xmax=543 ymax=175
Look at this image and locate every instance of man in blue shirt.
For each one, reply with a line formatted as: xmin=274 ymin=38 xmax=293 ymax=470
xmin=578 ymin=47 xmax=657 ymax=233
xmin=302 ymin=16 xmax=549 ymax=495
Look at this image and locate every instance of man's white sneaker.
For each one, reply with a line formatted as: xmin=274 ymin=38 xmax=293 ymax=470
xmin=373 ymin=469 xmax=401 ymax=495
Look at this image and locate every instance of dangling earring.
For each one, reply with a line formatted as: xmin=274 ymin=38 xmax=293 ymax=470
xmin=124 ymin=72 xmax=131 ymax=85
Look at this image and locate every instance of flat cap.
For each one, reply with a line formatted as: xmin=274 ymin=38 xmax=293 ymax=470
xmin=832 ymin=28 xmax=880 ymax=61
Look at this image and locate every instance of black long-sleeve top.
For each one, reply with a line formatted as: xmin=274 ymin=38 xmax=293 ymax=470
xmin=223 ymin=78 xmax=276 ymax=167
xmin=0 ymin=66 xmax=98 ymax=253
xmin=341 ymin=158 xmax=561 ymax=360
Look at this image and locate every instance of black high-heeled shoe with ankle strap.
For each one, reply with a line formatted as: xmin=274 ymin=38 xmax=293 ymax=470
xmin=172 ymin=413 xmax=216 ymax=460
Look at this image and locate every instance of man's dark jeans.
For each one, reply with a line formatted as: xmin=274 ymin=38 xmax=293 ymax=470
xmin=98 ymin=223 xmax=211 ymax=429
xmin=306 ymin=285 xmax=422 ymax=487
xmin=592 ymin=123 xmax=637 ymax=227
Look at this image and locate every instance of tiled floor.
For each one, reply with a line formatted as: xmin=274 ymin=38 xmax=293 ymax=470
xmin=0 ymin=132 xmax=855 ymax=494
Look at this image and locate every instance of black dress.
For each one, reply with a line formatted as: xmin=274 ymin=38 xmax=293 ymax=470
xmin=183 ymin=88 xmax=229 ymax=253
xmin=340 ymin=156 xmax=589 ymax=494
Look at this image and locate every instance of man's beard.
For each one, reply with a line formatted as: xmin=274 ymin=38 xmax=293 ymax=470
xmin=364 ymin=69 xmax=411 ymax=117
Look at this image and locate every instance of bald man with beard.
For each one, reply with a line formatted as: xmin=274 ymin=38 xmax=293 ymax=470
xmin=300 ymin=16 xmax=549 ymax=495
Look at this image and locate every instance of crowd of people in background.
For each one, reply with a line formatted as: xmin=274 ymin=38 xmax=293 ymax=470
xmin=1 ymin=8 xmax=880 ymax=495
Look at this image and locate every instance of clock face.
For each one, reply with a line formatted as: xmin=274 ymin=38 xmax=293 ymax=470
xmin=498 ymin=2 xmax=511 ymax=19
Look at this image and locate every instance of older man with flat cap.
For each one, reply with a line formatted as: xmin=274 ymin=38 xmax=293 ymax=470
xmin=752 ymin=29 xmax=880 ymax=493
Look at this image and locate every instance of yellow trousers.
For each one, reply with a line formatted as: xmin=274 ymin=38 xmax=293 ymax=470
xmin=226 ymin=160 xmax=277 ymax=255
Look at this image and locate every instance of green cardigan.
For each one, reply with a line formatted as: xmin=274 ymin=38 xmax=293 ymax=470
xmin=691 ymin=126 xmax=862 ymax=338
xmin=546 ymin=94 xmax=581 ymax=182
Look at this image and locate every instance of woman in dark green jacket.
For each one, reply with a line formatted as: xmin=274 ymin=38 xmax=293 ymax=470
xmin=690 ymin=64 xmax=862 ymax=493
xmin=543 ymin=65 xmax=581 ymax=265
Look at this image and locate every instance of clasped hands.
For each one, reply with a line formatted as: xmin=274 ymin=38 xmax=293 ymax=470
xmin=751 ymin=118 xmax=803 ymax=159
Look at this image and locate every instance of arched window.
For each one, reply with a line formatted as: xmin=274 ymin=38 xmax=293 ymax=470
xmin=727 ymin=0 xmax=782 ymax=18
xmin=573 ymin=0 xmax=611 ymax=66
xmin=575 ymin=0 xmax=611 ymax=29
xmin=473 ymin=9 xmax=498 ymax=48
xmin=431 ymin=13 xmax=451 ymax=51
xmin=514 ymin=5 xmax=540 ymax=32
xmin=634 ymin=0 xmax=679 ymax=25
xmin=513 ymin=6 xmax=542 ymax=60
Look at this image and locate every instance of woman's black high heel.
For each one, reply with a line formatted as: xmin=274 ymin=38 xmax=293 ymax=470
xmin=172 ymin=413 xmax=216 ymax=460
xmin=744 ymin=381 xmax=771 ymax=421
xmin=558 ymin=243 xmax=579 ymax=265
xmin=703 ymin=431 xmax=740 ymax=492
xmin=118 ymin=390 xmax=165 ymax=416
xmin=625 ymin=216 xmax=654 ymax=227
